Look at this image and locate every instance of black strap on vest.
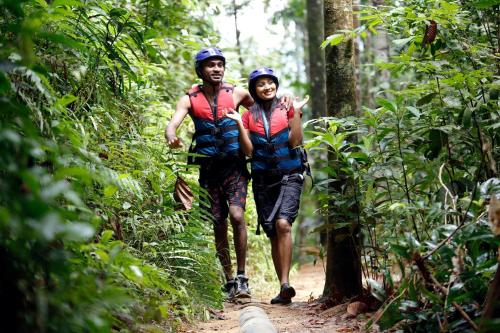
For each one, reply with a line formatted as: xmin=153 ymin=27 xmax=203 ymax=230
xmin=252 ymin=166 xmax=303 ymax=179
xmin=193 ymin=124 xmax=239 ymax=138
xmin=194 ymin=136 xmax=239 ymax=149
xmin=252 ymin=141 xmax=289 ymax=153
xmin=251 ymin=154 xmax=293 ymax=164
xmin=265 ymin=175 xmax=290 ymax=223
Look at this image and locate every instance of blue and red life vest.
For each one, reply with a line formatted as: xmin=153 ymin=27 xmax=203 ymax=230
xmin=244 ymin=104 xmax=302 ymax=176
xmin=188 ymin=83 xmax=240 ymax=159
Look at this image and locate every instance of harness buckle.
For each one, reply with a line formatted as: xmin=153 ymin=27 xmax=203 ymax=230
xmin=212 ymin=127 xmax=221 ymax=136
xmin=267 ymin=156 xmax=279 ymax=164
xmin=266 ymin=144 xmax=276 ymax=153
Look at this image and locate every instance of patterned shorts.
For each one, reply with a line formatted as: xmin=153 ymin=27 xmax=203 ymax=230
xmin=201 ymin=167 xmax=249 ymax=223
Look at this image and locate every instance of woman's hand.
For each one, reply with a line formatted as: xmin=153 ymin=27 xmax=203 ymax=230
xmin=223 ymin=108 xmax=242 ymax=123
xmin=279 ymin=93 xmax=293 ymax=110
xmin=292 ymin=95 xmax=310 ymax=111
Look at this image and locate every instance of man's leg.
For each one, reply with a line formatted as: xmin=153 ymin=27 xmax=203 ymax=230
xmin=229 ymin=205 xmax=247 ymax=273
xmin=213 ymin=219 xmax=232 ymax=282
xmin=229 ymin=205 xmax=251 ymax=298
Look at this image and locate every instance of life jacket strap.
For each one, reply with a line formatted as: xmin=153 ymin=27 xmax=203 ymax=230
xmin=251 ymin=154 xmax=292 ymax=164
xmin=252 ymin=141 xmax=289 ymax=153
xmin=251 ymin=166 xmax=303 ymax=179
xmin=193 ymin=124 xmax=239 ymax=138
xmin=194 ymin=136 xmax=239 ymax=149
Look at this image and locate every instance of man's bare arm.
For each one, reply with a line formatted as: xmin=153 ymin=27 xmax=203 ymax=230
xmin=165 ymin=95 xmax=190 ymax=148
xmin=234 ymin=86 xmax=254 ymax=109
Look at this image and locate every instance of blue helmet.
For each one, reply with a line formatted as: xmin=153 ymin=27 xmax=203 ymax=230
xmin=248 ymin=67 xmax=279 ymax=100
xmin=195 ymin=47 xmax=225 ymax=77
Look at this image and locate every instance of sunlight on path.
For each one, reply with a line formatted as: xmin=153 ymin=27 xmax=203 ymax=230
xmin=186 ymin=262 xmax=378 ymax=333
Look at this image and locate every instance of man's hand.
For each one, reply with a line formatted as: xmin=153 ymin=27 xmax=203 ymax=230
xmin=167 ymin=135 xmax=183 ymax=149
xmin=223 ymin=108 xmax=242 ymax=123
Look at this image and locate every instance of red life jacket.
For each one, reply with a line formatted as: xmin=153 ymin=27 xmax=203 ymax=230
xmin=245 ymin=104 xmax=302 ymax=176
xmin=188 ymin=83 xmax=240 ymax=158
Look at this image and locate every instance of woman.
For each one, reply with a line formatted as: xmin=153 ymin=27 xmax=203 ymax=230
xmin=225 ymin=67 xmax=309 ymax=304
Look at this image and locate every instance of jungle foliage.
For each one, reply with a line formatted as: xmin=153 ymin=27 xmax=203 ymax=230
xmin=312 ymin=0 xmax=500 ymax=331
xmin=0 ymin=0 xmax=227 ymax=332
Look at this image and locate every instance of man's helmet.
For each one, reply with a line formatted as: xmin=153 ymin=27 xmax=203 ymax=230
xmin=195 ymin=47 xmax=225 ymax=78
xmin=248 ymin=67 xmax=279 ymax=100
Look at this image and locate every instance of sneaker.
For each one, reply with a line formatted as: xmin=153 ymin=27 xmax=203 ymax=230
xmin=270 ymin=293 xmax=292 ymax=305
xmin=280 ymin=283 xmax=296 ymax=299
xmin=234 ymin=274 xmax=251 ymax=298
xmin=270 ymin=283 xmax=296 ymax=305
xmin=222 ymin=279 xmax=237 ymax=300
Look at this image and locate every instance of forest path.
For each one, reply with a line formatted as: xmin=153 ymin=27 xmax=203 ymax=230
xmin=183 ymin=263 xmax=375 ymax=333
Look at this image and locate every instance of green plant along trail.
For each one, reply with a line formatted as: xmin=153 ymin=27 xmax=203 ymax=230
xmin=1 ymin=0 xmax=500 ymax=332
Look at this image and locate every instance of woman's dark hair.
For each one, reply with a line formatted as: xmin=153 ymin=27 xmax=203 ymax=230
xmin=250 ymin=97 xmax=279 ymax=122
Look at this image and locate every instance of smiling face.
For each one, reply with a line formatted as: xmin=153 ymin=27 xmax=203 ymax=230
xmin=255 ymin=77 xmax=277 ymax=101
xmin=200 ymin=58 xmax=224 ymax=84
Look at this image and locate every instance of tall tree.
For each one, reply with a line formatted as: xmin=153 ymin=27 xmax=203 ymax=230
xmin=323 ymin=0 xmax=362 ymax=300
xmin=229 ymin=0 xmax=248 ymax=69
xmin=307 ymin=0 xmax=326 ymax=119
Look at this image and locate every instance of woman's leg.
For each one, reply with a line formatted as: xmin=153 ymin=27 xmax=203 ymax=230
xmin=270 ymin=235 xmax=281 ymax=282
xmin=275 ymin=218 xmax=293 ymax=284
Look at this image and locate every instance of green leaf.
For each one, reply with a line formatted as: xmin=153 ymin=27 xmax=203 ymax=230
xmin=426 ymin=129 xmax=447 ymax=159
xmin=109 ymin=8 xmax=128 ymax=18
xmin=0 ymin=72 xmax=11 ymax=94
xmin=51 ymin=0 xmax=85 ymax=7
xmin=416 ymin=93 xmax=438 ymax=107
xmin=376 ymin=98 xmax=397 ymax=112
xmin=462 ymin=108 xmax=473 ymax=128
xmin=104 ymin=185 xmax=118 ymax=197
xmin=101 ymin=230 xmax=114 ymax=243
xmin=321 ymin=33 xmax=345 ymax=48
xmin=55 ymin=94 xmax=77 ymax=108
xmin=393 ymin=36 xmax=414 ymax=47
xmin=472 ymin=0 xmax=500 ymax=9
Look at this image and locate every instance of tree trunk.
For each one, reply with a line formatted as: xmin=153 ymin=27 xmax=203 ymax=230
xmin=480 ymin=257 xmax=500 ymax=332
xmin=323 ymin=0 xmax=362 ymax=301
xmin=307 ymin=0 xmax=326 ymax=119
xmin=232 ymin=0 xmax=245 ymax=69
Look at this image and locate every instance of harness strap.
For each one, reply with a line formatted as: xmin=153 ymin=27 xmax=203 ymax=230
xmin=251 ymin=154 xmax=293 ymax=164
xmin=253 ymin=141 xmax=289 ymax=152
xmin=193 ymin=124 xmax=239 ymax=138
xmin=194 ymin=136 xmax=239 ymax=149
xmin=261 ymin=110 xmax=271 ymax=139
xmin=265 ymin=175 xmax=289 ymax=223
xmin=252 ymin=166 xmax=303 ymax=179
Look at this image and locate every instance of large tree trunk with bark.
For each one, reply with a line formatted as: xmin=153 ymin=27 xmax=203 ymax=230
xmin=307 ymin=0 xmax=326 ymax=119
xmin=323 ymin=0 xmax=362 ymax=301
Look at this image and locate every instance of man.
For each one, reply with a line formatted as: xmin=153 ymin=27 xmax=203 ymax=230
xmin=165 ymin=47 xmax=253 ymax=299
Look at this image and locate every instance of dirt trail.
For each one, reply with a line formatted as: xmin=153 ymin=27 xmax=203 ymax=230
xmin=184 ymin=263 xmax=378 ymax=333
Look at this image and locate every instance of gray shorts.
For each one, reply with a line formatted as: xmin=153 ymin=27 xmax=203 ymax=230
xmin=252 ymin=173 xmax=304 ymax=237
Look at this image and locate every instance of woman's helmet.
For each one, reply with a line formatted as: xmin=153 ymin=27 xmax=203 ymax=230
xmin=248 ymin=67 xmax=279 ymax=100
xmin=195 ymin=47 xmax=225 ymax=78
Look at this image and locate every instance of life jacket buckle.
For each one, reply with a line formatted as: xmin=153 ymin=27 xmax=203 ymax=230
xmin=212 ymin=127 xmax=221 ymax=135
xmin=266 ymin=143 xmax=276 ymax=153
